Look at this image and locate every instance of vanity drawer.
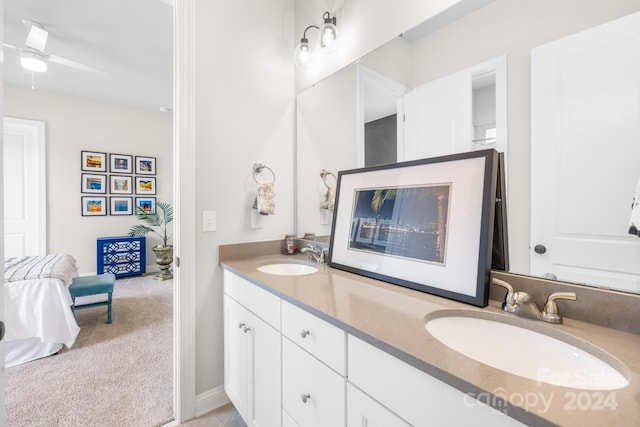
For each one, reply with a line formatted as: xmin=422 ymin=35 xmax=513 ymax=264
xmin=282 ymin=337 xmax=346 ymax=427
xmin=348 ymin=335 xmax=523 ymax=426
xmin=281 ymin=299 xmax=346 ymax=375
xmin=223 ymin=270 xmax=280 ymax=330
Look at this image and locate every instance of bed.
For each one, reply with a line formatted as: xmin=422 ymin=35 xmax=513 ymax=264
xmin=4 ymin=253 xmax=81 ymax=367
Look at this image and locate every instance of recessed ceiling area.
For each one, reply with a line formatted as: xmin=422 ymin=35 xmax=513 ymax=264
xmin=3 ymin=0 xmax=173 ymax=111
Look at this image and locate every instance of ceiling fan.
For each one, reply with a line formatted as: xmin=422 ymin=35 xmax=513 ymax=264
xmin=3 ymin=19 xmax=108 ymax=76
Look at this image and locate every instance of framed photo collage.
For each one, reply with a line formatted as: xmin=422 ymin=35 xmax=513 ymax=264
xmin=80 ymin=151 xmax=158 ymax=217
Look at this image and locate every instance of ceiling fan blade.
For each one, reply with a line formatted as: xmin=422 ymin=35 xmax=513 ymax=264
xmin=48 ymin=54 xmax=109 ymax=76
xmin=23 ymin=20 xmax=48 ymax=52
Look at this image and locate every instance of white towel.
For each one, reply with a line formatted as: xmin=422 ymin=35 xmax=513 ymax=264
xmin=320 ymin=185 xmax=336 ymax=212
xmin=630 ymin=177 xmax=640 ymax=236
xmin=256 ymin=182 xmax=275 ymax=215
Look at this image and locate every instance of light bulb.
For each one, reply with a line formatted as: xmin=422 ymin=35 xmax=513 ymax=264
xmin=294 ymin=38 xmax=313 ymax=66
xmin=20 ymin=50 xmax=47 ymax=72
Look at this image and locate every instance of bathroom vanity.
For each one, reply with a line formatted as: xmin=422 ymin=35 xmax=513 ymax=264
xmin=220 ymin=243 xmax=639 ymax=427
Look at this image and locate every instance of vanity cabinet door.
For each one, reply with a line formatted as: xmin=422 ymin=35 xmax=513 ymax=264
xmin=282 ymin=337 xmax=346 ymax=427
xmin=224 ymin=287 xmax=281 ymax=427
xmin=223 ymin=295 xmax=249 ymax=421
xmin=347 ymin=383 xmax=411 ymax=427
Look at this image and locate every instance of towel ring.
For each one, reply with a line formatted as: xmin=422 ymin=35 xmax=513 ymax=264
xmin=253 ymin=163 xmax=276 ymax=184
xmin=320 ymin=169 xmax=336 ymax=188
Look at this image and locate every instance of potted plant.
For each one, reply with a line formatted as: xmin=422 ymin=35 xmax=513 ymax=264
xmin=128 ymin=201 xmax=174 ymax=280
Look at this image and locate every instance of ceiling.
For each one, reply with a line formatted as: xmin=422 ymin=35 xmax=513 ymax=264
xmin=3 ymin=0 xmax=173 ymax=111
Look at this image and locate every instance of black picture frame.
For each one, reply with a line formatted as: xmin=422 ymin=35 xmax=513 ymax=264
xmin=135 ymin=176 xmax=156 ymax=195
xmin=81 ymin=173 xmax=107 ymax=194
xmin=328 ymin=149 xmax=500 ymax=307
xmin=110 ymin=196 xmax=133 ymax=215
xmin=81 ymin=151 xmax=107 ymax=172
xmin=135 ymin=156 xmax=157 ymax=175
xmin=109 ymin=175 xmax=133 ymax=194
xmin=110 ymin=153 xmax=133 ymax=174
xmin=81 ymin=196 xmax=108 ymax=216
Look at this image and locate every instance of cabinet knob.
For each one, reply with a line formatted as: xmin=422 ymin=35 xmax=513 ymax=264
xmin=242 ymin=325 xmax=251 ymax=333
xmin=238 ymin=322 xmax=245 ymax=329
xmin=300 ymin=393 xmax=311 ymax=403
xmin=300 ymin=329 xmax=310 ymax=339
xmin=534 ymin=244 xmax=547 ymax=254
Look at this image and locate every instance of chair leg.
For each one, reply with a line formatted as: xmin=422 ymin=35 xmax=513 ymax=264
xmin=107 ymin=292 xmax=113 ymax=324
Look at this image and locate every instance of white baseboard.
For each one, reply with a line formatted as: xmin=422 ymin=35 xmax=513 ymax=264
xmin=195 ymin=385 xmax=231 ymax=418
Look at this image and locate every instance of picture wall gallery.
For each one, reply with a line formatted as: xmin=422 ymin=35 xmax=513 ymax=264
xmin=80 ymin=151 xmax=158 ymax=217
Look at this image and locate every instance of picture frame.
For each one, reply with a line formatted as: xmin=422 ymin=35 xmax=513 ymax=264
xmin=110 ymin=175 xmax=133 ymax=194
xmin=110 ymin=196 xmax=133 ymax=216
xmin=81 ymin=151 xmax=107 ymax=172
xmin=81 ymin=196 xmax=107 ymax=216
xmin=110 ymin=153 xmax=133 ymax=174
xmin=81 ymin=173 xmax=107 ymax=194
xmin=135 ymin=156 xmax=156 ymax=175
xmin=135 ymin=197 xmax=156 ymax=214
xmin=135 ymin=176 xmax=156 ymax=195
xmin=328 ymin=149 xmax=499 ymax=307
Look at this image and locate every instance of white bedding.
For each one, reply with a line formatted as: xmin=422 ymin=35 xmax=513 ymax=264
xmin=4 ymin=255 xmax=81 ymax=367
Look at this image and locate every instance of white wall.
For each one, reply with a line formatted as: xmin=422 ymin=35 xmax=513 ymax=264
xmin=193 ymin=0 xmax=294 ymax=397
xmin=4 ymin=84 xmax=173 ymax=274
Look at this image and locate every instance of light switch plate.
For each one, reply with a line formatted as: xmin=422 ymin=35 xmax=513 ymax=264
xmin=202 ymin=210 xmax=216 ymax=232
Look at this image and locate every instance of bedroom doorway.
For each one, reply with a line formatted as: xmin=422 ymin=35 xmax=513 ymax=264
xmin=2 ymin=117 xmax=47 ymax=258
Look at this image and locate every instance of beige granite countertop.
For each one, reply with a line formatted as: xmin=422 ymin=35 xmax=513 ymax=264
xmin=220 ymin=253 xmax=640 ymax=427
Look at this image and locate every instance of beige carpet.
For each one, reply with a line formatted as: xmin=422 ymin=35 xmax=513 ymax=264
xmin=5 ymin=274 xmax=174 ymax=427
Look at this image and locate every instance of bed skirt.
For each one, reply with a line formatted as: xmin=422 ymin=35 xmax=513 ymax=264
xmin=5 ymin=339 xmax=63 ymax=368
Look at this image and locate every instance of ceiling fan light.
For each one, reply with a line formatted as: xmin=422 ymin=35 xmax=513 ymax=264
xmin=20 ymin=50 xmax=47 ymax=72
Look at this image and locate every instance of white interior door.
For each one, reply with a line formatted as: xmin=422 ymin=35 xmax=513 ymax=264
xmin=3 ymin=117 xmax=46 ymax=257
xmin=402 ymin=69 xmax=471 ymax=161
xmin=531 ymin=12 xmax=640 ymax=292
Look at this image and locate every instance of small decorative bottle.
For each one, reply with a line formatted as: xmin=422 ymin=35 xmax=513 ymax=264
xmin=284 ymin=234 xmax=296 ymax=255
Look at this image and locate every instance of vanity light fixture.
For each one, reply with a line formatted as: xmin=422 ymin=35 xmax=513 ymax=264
xmin=294 ymin=11 xmax=339 ymax=66
xmin=20 ymin=49 xmax=47 ymax=72
xmin=319 ymin=11 xmax=338 ymax=52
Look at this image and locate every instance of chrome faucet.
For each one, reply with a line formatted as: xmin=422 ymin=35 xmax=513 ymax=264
xmin=491 ymin=278 xmax=576 ymax=324
xmin=300 ymin=244 xmax=328 ymax=263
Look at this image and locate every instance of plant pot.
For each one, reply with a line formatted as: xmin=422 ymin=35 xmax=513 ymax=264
xmin=153 ymin=245 xmax=174 ymax=281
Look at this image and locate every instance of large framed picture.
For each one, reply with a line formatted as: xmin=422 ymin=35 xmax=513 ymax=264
xmin=328 ymin=149 xmax=500 ymax=307
xmin=81 ymin=173 xmax=107 ymax=194
xmin=110 ymin=196 xmax=133 ymax=216
xmin=81 ymin=196 xmax=107 ymax=216
xmin=135 ymin=156 xmax=156 ymax=175
xmin=110 ymin=153 xmax=133 ymax=174
xmin=135 ymin=176 xmax=156 ymax=195
xmin=110 ymin=175 xmax=133 ymax=194
xmin=81 ymin=151 xmax=107 ymax=172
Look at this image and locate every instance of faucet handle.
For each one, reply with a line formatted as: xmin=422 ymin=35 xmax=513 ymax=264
xmin=542 ymin=292 xmax=577 ymax=324
xmin=491 ymin=278 xmax=517 ymax=312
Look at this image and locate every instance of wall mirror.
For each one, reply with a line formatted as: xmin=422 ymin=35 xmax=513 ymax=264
xmin=295 ymin=2 xmax=640 ymax=295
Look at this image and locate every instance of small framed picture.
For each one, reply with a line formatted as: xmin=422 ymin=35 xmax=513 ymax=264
xmin=135 ymin=197 xmax=156 ymax=214
xmin=81 ymin=151 xmax=107 ymax=172
xmin=135 ymin=176 xmax=157 ymax=195
xmin=81 ymin=173 xmax=107 ymax=194
xmin=135 ymin=156 xmax=156 ymax=175
xmin=110 ymin=153 xmax=133 ymax=174
xmin=110 ymin=175 xmax=133 ymax=194
xmin=81 ymin=196 xmax=107 ymax=216
xmin=110 ymin=196 xmax=133 ymax=215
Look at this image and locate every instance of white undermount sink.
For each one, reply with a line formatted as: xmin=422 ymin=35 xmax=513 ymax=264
xmin=256 ymin=260 xmax=319 ymax=276
xmin=424 ymin=310 xmax=630 ymax=390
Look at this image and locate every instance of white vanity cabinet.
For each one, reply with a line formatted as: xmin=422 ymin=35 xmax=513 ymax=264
xmin=281 ymin=300 xmax=347 ymax=426
xmin=223 ymin=271 xmax=281 ymax=427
